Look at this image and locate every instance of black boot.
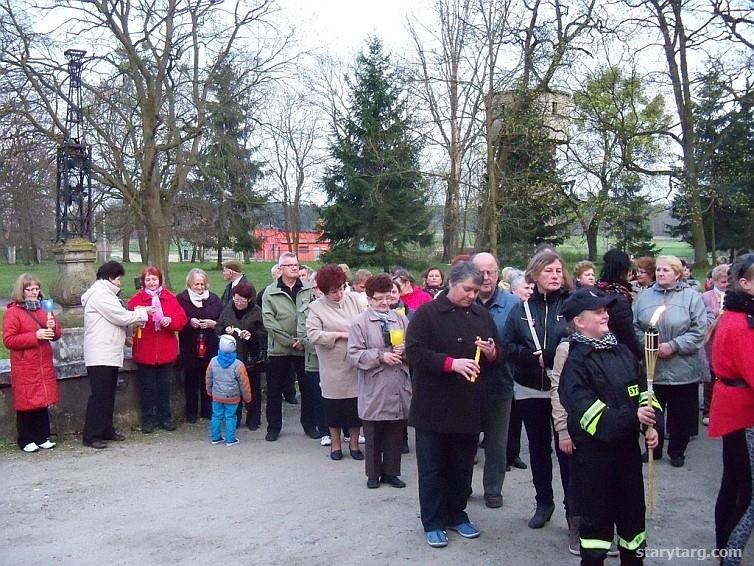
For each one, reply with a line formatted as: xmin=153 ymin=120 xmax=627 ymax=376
xmin=528 ymin=502 xmax=555 ymax=529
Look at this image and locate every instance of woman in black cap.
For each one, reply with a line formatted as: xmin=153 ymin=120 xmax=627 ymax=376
xmin=559 ymin=287 xmax=660 ymax=565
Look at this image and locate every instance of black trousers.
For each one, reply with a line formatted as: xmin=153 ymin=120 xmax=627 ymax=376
xmin=507 ymin=397 xmax=523 ymax=464
xmin=236 ymin=365 xmax=262 ymax=428
xmin=518 ymin=397 xmax=572 ymax=514
xmin=266 ymin=355 xmax=311 ymax=433
xmin=184 ymin=365 xmax=212 ymax=420
xmin=137 ymin=364 xmax=174 ymax=427
xmin=715 ymin=428 xmax=754 ymax=551
xmin=363 ymin=419 xmax=405 ymax=480
xmin=83 ymin=365 xmax=120 ymax=443
xmin=653 ymin=383 xmax=698 ymax=458
xmin=16 ymin=408 xmax=51 ymax=449
xmin=575 ymin=441 xmax=645 ymax=565
xmin=415 ymin=428 xmax=477 ymax=532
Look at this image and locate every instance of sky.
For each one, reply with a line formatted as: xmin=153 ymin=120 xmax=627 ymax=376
xmin=276 ymin=0 xmax=428 ymax=60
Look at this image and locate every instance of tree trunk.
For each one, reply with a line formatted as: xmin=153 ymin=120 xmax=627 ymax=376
xmin=442 ymin=175 xmax=460 ymax=261
xmin=585 ymin=221 xmax=599 ymax=262
xmin=191 ymin=244 xmax=197 ymax=263
xmin=122 ymin=224 xmax=132 ymax=263
xmin=216 ymin=245 xmax=223 ymax=270
xmin=137 ymin=228 xmax=148 ymax=264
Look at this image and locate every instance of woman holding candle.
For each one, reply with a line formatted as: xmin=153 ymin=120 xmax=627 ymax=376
xmin=128 ymin=266 xmax=188 ymax=433
xmin=709 ymin=253 xmax=754 ymax=563
xmin=347 ymin=274 xmax=411 ymax=488
xmin=306 ymin=264 xmax=363 ymax=460
xmin=3 ymin=274 xmax=62 ymax=452
xmin=633 ymin=255 xmax=707 ymax=468
xmin=406 ymin=261 xmax=498 ymax=547
xmin=177 ymin=268 xmax=224 ymax=423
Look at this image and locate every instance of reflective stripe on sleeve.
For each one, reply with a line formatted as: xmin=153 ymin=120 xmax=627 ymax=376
xmin=580 ymin=399 xmax=607 ymax=436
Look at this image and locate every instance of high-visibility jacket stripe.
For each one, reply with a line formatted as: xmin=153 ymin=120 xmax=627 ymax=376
xmin=639 ymin=392 xmax=662 ymax=410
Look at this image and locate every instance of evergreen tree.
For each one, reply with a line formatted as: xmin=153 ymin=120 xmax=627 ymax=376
xmin=193 ymin=62 xmax=265 ymax=266
xmin=605 ymin=174 xmax=658 ymax=257
xmin=671 ymin=70 xmax=754 ymax=258
xmin=319 ymin=38 xmax=432 ymax=269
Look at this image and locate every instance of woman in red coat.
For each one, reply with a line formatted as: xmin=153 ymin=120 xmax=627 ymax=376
xmin=709 ymin=253 xmax=754 ymax=562
xmin=128 ymin=266 xmax=187 ymax=433
xmin=2 ymin=274 xmax=62 ymax=452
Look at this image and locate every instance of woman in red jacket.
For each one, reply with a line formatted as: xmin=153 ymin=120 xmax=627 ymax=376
xmin=128 ymin=266 xmax=188 ymax=433
xmin=709 ymin=253 xmax=754 ymax=563
xmin=2 ymin=274 xmax=62 ymax=452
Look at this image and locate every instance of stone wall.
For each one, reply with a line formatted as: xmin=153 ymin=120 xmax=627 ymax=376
xmin=0 ymin=327 xmax=185 ymax=444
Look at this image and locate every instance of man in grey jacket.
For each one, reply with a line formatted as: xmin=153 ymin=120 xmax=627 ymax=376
xmin=473 ymin=252 xmax=518 ymax=508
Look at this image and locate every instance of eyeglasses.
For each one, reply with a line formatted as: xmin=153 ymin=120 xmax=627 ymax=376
xmin=233 ymin=297 xmax=249 ymax=303
xmin=479 ymin=270 xmax=498 ymax=277
xmin=280 ymin=263 xmax=299 ymax=269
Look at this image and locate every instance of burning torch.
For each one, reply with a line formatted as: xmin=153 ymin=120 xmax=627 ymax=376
xmin=644 ymin=305 xmax=666 ymax=514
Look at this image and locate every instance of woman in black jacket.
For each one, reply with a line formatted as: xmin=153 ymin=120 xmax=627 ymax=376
xmin=406 ymin=262 xmax=499 ymax=548
xmin=216 ymin=282 xmax=266 ymax=430
xmin=176 ymin=269 xmax=224 ymax=423
xmin=501 ymin=250 xmax=571 ymax=530
xmin=595 ymin=249 xmax=643 ymax=360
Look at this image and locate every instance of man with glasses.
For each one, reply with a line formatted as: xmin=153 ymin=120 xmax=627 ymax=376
xmin=261 ymin=252 xmax=316 ymax=441
xmin=472 ymin=252 xmax=518 ymax=509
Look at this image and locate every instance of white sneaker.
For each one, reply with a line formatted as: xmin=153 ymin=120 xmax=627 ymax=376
xmin=39 ymin=440 xmax=56 ymax=449
xmin=320 ymin=435 xmax=331 ymax=446
xmin=23 ymin=442 xmax=39 ymax=453
xmin=358 ymin=434 xmax=366 ymax=444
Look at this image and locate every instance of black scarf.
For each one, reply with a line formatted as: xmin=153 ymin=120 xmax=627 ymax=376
xmin=723 ymin=291 xmax=754 ymax=329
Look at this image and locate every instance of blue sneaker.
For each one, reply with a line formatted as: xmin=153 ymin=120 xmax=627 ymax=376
xmin=448 ymin=522 xmax=480 ymax=539
xmin=425 ymin=529 xmax=448 ymax=548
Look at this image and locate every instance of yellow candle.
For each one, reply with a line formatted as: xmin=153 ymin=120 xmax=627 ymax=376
xmin=389 ymin=328 xmax=404 ymax=347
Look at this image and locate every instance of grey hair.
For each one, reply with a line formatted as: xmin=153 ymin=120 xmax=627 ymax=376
xmin=509 ymin=271 xmax=528 ymax=292
xmin=711 ymin=264 xmax=728 ymax=281
xmin=277 ymin=251 xmax=297 ymax=266
xmin=447 ymin=261 xmax=483 ymax=286
xmin=185 ymin=268 xmax=209 ymax=288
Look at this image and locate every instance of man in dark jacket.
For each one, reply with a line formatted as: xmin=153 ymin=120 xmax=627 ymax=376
xmin=473 ymin=252 xmax=517 ymax=508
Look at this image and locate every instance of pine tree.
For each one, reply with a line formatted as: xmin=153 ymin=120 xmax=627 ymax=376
xmin=193 ymin=62 xmax=265 ymax=266
xmin=320 ymin=38 xmax=432 ymax=269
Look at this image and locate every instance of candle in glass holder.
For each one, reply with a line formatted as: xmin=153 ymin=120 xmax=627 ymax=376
xmin=389 ymin=328 xmax=404 ymax=347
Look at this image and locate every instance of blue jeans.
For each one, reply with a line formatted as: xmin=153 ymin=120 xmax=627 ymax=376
xmin=211 ymin=401 xmax=239 ymax=443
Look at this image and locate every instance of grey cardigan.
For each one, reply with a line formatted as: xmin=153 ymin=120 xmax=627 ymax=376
xmin=633 ymin=281 xmax=708 ymax=386
xmin=347 ymin=308 xmax=411 ymax=421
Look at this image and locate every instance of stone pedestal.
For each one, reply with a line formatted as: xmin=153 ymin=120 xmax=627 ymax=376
xmin=50 ymin=238 xmax=97 ymax=328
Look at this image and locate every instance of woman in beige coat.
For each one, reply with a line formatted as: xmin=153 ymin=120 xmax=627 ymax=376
xmin=306 ymin=264 xmax=363 ymax=461
xmin=348 ymin=274 xmax=411 ymax=489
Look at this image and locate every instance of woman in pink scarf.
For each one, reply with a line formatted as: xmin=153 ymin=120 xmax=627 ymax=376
xmin=128 ymin=266 xmax=188 ymax=433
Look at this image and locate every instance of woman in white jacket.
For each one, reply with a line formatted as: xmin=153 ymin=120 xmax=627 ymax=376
xmin=81 ymin=261 xmax=150 ymax=449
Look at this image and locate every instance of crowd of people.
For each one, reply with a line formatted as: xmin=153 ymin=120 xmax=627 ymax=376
xmin=3 ymin=247 xmax=754 ymax=565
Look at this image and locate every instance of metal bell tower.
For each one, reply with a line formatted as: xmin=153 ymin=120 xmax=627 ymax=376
xmin=55 ymin=48 xmax=93 ymax=242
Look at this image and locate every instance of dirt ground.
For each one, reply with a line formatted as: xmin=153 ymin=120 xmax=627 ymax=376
xmin=0 ymin=403 xmax=747 ymax=565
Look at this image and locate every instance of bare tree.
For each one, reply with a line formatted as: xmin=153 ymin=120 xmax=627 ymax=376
xmin=261 ymin=88 xmax=327 ymax=254
xmin=408 ymin=0 xmax=489 ymax=261
xmin=0 ymin=0 xmax=292 ymax=284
